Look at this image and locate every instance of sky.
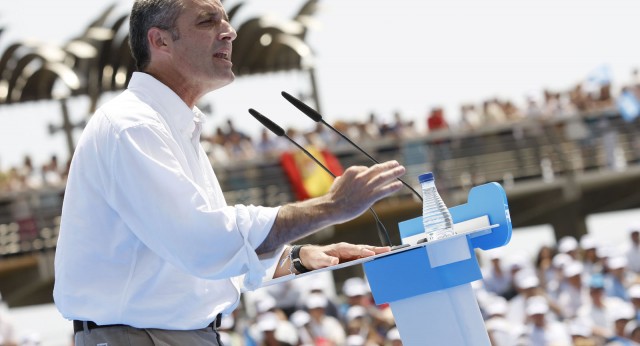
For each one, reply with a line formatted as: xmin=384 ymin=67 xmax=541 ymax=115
xmin=1 ymin=0 xmax=640 ymax=169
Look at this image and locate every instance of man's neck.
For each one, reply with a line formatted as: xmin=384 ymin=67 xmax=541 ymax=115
xmin=142 ymin=69 xmax=202 ymax=108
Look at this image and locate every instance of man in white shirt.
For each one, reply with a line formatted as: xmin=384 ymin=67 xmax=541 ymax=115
xmin=53 ymin=0 xmax=406 ymax=345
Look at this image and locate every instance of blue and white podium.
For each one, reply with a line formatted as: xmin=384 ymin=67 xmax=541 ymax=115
xmin=258 ymin=182 xmax=512 ymax=345
xmin=363 ymin=182 xmax=512 ymax=345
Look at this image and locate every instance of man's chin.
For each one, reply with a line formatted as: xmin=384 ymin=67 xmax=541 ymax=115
xmin=209 ymin=74 xmax=235 ymax=91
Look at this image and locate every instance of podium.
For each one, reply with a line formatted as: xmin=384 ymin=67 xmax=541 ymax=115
xmin=258 ymin=182 xmax=512 ymax=345
xmin=363 ymin=182 xmax=512 ymax=345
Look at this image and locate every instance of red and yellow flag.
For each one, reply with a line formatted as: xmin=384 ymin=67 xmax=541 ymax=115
xmin=280 ymin=146 xmax=344 ymax=201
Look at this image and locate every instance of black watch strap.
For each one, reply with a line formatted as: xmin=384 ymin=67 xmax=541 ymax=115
xmin=291 ymin=245 xmax=310 ymax=273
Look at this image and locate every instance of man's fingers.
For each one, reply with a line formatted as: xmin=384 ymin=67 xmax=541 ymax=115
xmin=371 ymin=246 xmax=391 ymax=254
xmin=314 ymin=252 xmax=339 ymax=268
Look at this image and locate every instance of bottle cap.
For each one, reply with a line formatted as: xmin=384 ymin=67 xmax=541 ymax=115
xmin=418 ymin=172 xmax=434 ymax=183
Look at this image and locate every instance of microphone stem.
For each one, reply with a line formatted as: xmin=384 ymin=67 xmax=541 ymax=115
xmin=284 ymin=135 xmax=392 ymax=247
xmin=320 ymin=120 xmax=423 ymax=201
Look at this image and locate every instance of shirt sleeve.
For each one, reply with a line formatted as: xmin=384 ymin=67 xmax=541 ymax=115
xmin=106 ymin=123 xmax=280 ymax=282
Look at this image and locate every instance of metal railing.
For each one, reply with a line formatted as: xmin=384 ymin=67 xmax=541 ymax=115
xmin=1 ymin=108 xmax=638 ymax=257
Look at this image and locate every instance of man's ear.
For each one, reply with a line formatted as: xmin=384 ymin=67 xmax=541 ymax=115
xmin=147 ymin=27 xmax=171 ymax=51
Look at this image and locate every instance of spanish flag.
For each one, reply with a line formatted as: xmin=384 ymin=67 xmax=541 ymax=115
xmin=280 ymin=146 xmax=344 ymax=201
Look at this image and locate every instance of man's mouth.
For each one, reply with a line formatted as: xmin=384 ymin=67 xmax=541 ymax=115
xmin=214 ymin=52 xmax=230 ymax=61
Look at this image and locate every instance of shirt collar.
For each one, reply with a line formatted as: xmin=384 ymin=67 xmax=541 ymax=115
xmin=128 ymin=72 xmax=206 ymax=139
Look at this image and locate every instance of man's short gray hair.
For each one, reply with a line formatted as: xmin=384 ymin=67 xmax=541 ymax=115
xmin=129 ymin=0 xmax=184 ymax=71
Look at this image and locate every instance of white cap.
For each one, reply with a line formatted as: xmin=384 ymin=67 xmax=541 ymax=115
xmin=218 ymin=331 xmax=231 ymax=345
xmin=628 ymin=223 xmax=640 ymax=234
xmin=552 ymin=253 xmax=571 ymax=269
xmin=290 ymin=310 xmax=311 ymax=327
xmin=346 ymin=305 xmax=368 ymax=322
xmin=342 ymin=277 xmax=369 ymax=297
xmin=508 ymin=254 xmax=530 ymax=270
xmin=485 ymin=296 xmax=508 ymax=317
xmin=274 ymin=322 xmax=299 ymax=345
xmin=346 ymin=334 xmax=366 ymax=346
xmin=219 ymin=315 xmax=234 ymax=330
xmin=580 ymin=234 xmax=597 ymax=250
xmin=609 ymin=302 xmax=635 ymax=321
xmin=624 ymin=321 xmax=640 ymax=339
xmin=514 ymin=269 xmax=539 ymax=289
xmin=569 ymin=321 xmax=592 ymax=337
xmin=608 ymin=256 xmax=628 ymax=270
xmin=305 ymin=293 xmax=328 ymax=309
xmin=558 ymin=236 xmax=578 ymax=253
xmin=20 ymin=333 xmax=41 ymax=346
xmin=386 ymin=327 xmax=401 ymax=341
xmin=308 ymin=279 xmax=326 ymax=292
xmin=525 ymin=296 xmax=549 ymax=316
xmin=256 ymin=295 xmax=277 ymax=314
xmin=256 ymin=312 xmax=279 ymax=332
xmin=629 ymin=284 xmax=640 ymax=299
xmin=487 ymin=248 xmax=504 ymax=261
xmin=563 ymin=261 xmax=584 ymax=278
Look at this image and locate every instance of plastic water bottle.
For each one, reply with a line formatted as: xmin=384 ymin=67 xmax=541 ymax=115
xmin=419 ymin=172 xmax=456 ymax=241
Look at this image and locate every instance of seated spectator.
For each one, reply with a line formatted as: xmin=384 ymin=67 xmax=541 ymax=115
xmin=547 ymin=253 xmax=572 ymax=299
xmin=534 ymin=245 xmax=556 ymax=296
xmin=485 ymin=295 xmax=524 ymax=346
xmin=568 ymin=320 xmax=597 ymax=346
xmin=557 ymin=261 xmax=588 ymax=319
xmin=577 ymin=274 xmax=621 ymax=342
xmin=624 ymin=321 xmax=640 ymax=344
xmin=345 ymin=305 xmax=383 ymax=346
xmin=625 ymin=225 xmax=640 ymax=274
xmin=481 ymin=249 xmax=513 ymax=299
xmin=255 ymin=312 xmax=298 ymax=346
xmin=385 ymin=327 xmax=402 ymax=346
xmin=605 ymin=257 xmax=632 ymax=301
xmin=630 ymin=284 xmax=640 ymax=321
xmin=523 ymin=295 xmax=572 ymax=346
xmin=508 ymin=271 xmax=542 ymax=324
xmin=217 ymin=315 xmax=244 ymax=346
xmin=580 ymin=234 xmax=602 ymax=279
xmin=605 ymin=303 xmax=636 ymax=345
xmin=305 ymin=293 xmax=346 ymax=346
xmin=557 ymin=236 xmax=580 ymax=260
xmin=290 ymin=310 xmax=314 ymax=346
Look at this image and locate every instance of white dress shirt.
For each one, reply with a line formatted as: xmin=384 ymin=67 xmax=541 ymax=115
xmin=54 ymin=72 xmax=282 ymax=330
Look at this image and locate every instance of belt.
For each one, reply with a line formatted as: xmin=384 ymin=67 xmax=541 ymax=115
xmin=73 ymin=314 xmax=222 ymax=334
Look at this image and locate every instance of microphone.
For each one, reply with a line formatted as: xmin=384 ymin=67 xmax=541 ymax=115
xmin=281 ymin=91 xmax=423 ymax=202
xmin=248 ymin=108 xmax=394 ymax=247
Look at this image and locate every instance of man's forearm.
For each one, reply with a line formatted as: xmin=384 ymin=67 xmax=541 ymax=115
xmin=256 ymin=194 xmax=341 ymax=254
xmin=256 ymin=161 xmax=406 ymax=254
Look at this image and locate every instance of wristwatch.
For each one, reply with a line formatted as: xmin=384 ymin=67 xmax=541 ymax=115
xmin=290 ymin=245 xmax=310 ymax=273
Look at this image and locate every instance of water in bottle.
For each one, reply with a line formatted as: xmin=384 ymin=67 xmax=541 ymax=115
xmin=419 ymin=172 xmax=456 ymax=241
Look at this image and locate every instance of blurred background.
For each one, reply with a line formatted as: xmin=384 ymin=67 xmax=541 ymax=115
xmin=0 ymin=0 xmax=640 ymax=345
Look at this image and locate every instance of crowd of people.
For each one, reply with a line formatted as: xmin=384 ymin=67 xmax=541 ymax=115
xmin=478 ymin=225 xmax=640 ymax=346
xmin=0 ymin=155 xmax=68 ymax=194
xmin=182 ymin=224 xmax=640 ymax=346
xmin=3 ymin=67 xmax=640 ymax=195
xmin=3 ymin=224 xmax=637 ymax=345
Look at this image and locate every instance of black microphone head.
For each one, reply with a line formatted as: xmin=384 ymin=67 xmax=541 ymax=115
xmin=248 ymin=108 xmax=286 ymax=137
xmin=281 ymin=91 xmax=323 ymax=122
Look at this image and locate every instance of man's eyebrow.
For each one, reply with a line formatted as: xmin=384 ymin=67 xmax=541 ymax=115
xmin=198 ymin=9 xmax=229 ymax=22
